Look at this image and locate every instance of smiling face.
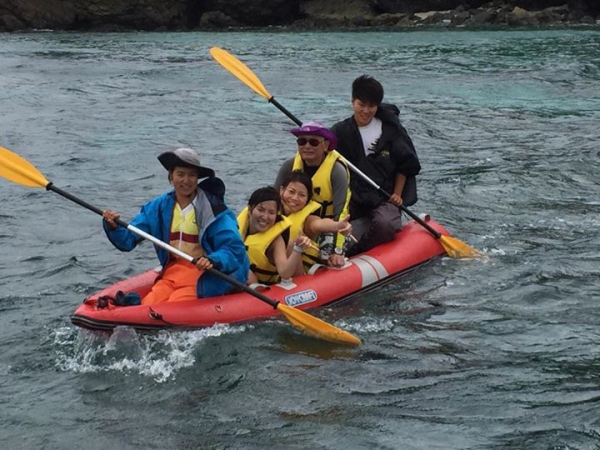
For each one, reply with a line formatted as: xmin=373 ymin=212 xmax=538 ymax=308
xmin=170 ymin=166 xmax=199 ymax=201
xmin=296 ymin=134 xmax=329 ymax=166
xmin=248 ymin=200 xmax=278 ymax=234
xmin=280 ymin=181 xmax=310 ymax=215
xmin=352 ymin=98 xmax=379 ymax=127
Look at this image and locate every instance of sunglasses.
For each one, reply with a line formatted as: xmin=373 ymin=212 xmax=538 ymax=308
xmin=296 ymin=137 xmax=324 ymax=147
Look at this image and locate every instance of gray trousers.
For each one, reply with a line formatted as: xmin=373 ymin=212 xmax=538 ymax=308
xmin=347 ymin=202 xmax=402 ymax=256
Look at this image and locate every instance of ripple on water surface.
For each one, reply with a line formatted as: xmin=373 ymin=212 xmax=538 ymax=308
xmin=0 ymin=29 xmax=599 ymax=449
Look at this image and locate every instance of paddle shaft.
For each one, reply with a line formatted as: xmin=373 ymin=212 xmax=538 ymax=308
xmin=47 ymin=183 xmax=105 ymax=217
xmin=263 ymin=100 xmax=443 ymax=240
xmin=330 ymin=152 xmax=443 ymax=240
xmin=3 ymin=137 xmax=361 ymax=343
xmin=269 ymin=97 xmax=301 ymax=126
xmin=47 ymin=182 xmax=280 ymax=309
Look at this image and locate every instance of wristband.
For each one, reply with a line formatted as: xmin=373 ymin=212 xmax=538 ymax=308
xmin=293 ymin=244 xmax=304 ymax=253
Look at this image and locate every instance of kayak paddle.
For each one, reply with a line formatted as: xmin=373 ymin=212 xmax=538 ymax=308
xmin=209 ymin=47 xmax=483 ymax=259
xmin=0 ymin=145 xmax=361 ymax=346
xmin=209 ymin=47 xmax=300 ymax=127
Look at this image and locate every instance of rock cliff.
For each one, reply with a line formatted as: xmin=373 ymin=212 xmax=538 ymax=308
xmin=0 ymin=0 xmax=598 ymax=31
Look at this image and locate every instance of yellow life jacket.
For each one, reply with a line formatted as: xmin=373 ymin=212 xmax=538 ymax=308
xmin=292 ymin=151 xmax=351 ymax=220
xmin=238 ymin=207 xmax=292 ymax=285
xmin=285 ymin=200 xmax=322 ymax=272
xmin=292 ymin=151 xmax=351 ymax=251
xmin=169 ymin=202 xmax=204 ymax=259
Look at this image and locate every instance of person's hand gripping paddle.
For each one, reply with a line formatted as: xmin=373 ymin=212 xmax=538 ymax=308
xmin=0 ymin=146 xmax=361 ymax=346
xmin=209 ymin=46 xmax=483 ymax=259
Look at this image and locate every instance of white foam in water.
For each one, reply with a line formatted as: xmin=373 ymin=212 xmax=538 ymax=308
xmin=486 ymin=247 xmax=506 ymax=256
xmin=52 ymin=323 xmax=248 ymax=383
xmin=338 ymin=317 xmax=396 ymax=334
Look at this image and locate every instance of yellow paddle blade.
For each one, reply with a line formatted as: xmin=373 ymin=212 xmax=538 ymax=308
xmin=276 ymin=303 xmax=361 ymax=347
xmin=0 ymin=146 xmax=49 ymax=188
xmin=440 ymin=235 xmax=484 ymax=259
xmin=209 ymin=47 xmax=272 ymax=100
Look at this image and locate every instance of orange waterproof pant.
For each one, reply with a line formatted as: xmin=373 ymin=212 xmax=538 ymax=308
xmin=142 ymin=259 xmax=204 ymax=305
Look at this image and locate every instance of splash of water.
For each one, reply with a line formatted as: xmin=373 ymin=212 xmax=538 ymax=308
xmin=52 ymin=323 xmax=249 ymax=383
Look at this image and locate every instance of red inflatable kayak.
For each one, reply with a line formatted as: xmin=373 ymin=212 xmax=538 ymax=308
xmin=71 ymin=217 xmax=448 ymax=332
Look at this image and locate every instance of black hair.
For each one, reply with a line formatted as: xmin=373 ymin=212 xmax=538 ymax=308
xmin=352 ymin=75 xmax=384 ymax=105
xmin=248 ymin=186 xmax=282 ymax=211
xmin=281 ymin=170 xmax=313 ymax=202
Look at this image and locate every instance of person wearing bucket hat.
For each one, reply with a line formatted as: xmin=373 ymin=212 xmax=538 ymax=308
xmin=102 ymin=147 xmax=249 ymax=304
xmin=331 ymin=75 xmax=421 ymax=256
xmin=274 ymin=121 xmax=352 ymax=269
xmin=157 ymin=147 xmax=215 ymax=179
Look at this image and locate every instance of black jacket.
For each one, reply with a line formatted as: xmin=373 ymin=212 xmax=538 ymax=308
xmin=331 ymin=103 xmax=421 ymax=219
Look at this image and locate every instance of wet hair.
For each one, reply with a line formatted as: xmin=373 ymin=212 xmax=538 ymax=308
xmin=352 ymin=75 xmax=384 ymax=105
xmin=248 ymin=186 xmax=282 ymax=211
xmin=281 ymin=170 xmax=313 ymax=202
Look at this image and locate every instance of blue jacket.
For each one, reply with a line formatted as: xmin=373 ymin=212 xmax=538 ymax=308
xmin=103 ymin=177 xmax=249 ymax=298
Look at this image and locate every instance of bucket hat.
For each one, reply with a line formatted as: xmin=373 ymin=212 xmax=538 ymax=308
xmin=158 ymin=147 xmax=214 ymax=178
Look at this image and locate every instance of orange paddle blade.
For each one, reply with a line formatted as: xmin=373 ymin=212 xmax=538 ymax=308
xmin=0 ymin=146 xmax=49 ymax=188
xmin=277 ymin=303 xmax=361 ymax=346
xmin=209 ymin=47 xmax=272 ymax=100
xmin=440 ymin=235 xmax=484 ymax=259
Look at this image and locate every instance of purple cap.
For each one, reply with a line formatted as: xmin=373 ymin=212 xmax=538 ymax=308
xmin=289 ymin=121 xmax=337 ymax=151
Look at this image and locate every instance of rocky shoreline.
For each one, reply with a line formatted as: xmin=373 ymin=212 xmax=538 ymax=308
xmin=1 ymin=0 xmax=598 ymax=32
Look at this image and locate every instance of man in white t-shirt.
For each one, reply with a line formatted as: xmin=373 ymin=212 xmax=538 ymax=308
xmin=331 ymin=75 xmax=421 ymax=255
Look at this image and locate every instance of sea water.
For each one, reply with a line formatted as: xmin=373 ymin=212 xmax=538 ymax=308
xmin=0 ymin=29 xmax=599 ymax=449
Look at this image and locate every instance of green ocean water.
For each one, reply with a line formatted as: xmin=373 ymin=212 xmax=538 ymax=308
xmin=0 ymin=29 xmax=599 ymax=449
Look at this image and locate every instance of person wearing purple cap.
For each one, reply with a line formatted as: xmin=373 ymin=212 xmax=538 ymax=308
xmin=102 ymin=147 xmax=249 ymax=304
xmin=331 ymin=75 xmax=421 ymax=255
xmin=274 ymin=122 xmax=352 ymax=268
